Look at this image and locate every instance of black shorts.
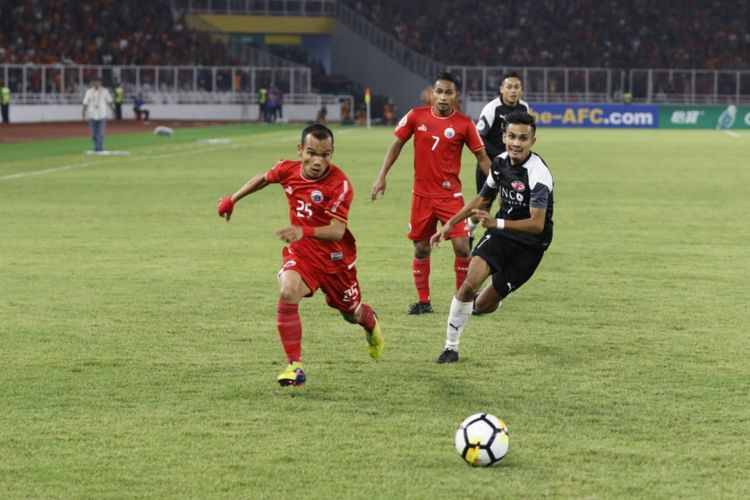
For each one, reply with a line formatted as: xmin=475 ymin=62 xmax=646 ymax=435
xmin=472 ymin=232 xmax=544 ymax=297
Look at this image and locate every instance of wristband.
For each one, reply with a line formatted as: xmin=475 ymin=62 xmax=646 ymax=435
xmin=496 ymin=218 xmax=505 ymax=230
xmin=301 ymin=226 xmax=315 ymax=238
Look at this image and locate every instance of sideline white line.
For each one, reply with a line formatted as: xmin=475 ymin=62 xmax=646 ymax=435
xmin=722 ymin=130 xmax=741 ymax=138
xmin=0 ymin=133 xmax=298 ymax=182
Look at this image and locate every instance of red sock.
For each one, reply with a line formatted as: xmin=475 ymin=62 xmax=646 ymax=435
xmin=277 ymin=301 xmax=302 ymax=362
xmin=412 ymin=257 xmax=431 ymax=303
xmin=454 ymin=256 xmax=472 ymax=291
xmin=357 ymin=303 xmax=377 ymax=332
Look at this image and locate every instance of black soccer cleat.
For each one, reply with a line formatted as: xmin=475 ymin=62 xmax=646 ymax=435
xmin=407 ymin=301 xmax=434 ymax=315
xmin=435 ymin=349 xmax=459 ymax=364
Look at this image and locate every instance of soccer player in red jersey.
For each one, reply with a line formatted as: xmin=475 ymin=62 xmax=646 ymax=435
xmin=217 ymin=124 xmax=384 ymax=387
xmin=371 ymin=72 xmax=491 ymax=315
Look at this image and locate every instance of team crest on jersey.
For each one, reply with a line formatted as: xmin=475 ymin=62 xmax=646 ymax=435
xmin=310 ymin=190 xmax=324 ymax=203
xmin=511 ymin=180 xmax=526 ymax=192
xmin=444 ymin=127 xmax=455 ymax=138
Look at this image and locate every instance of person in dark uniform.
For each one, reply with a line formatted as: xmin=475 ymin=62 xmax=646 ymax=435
xmin=470 ymin=73 xmax=529 ymax=243
xmin=430 ymin=112 xmax=553 ymax=364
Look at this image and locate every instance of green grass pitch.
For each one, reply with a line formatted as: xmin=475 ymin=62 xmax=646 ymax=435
xmin=1 ymin=124 xmax=749 ymax=498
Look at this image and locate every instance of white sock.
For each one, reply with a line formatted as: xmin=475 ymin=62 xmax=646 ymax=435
xmin=445 ymin=297 xmax=473 ymax=351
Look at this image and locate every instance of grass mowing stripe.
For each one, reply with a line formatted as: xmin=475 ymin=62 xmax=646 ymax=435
xmin=0 ymin=131 xmax=301 ymax=182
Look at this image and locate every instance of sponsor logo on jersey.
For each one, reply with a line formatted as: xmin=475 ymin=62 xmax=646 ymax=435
xmin=511 ymin=180 xmax=526 ymax=192
xmin=444 ymin=127 xmax=455 ymax=138
xmin=310 ymin=190 xmax=324 ymax=203
xmin=418 ymin=124 xmax=428 ymax=132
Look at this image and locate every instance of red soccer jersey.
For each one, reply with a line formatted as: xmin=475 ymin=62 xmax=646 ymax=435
xmin=265 ymin=159 xmax=357 ymax=274
xmin=394 ymin=106 xmax=485 ymax=198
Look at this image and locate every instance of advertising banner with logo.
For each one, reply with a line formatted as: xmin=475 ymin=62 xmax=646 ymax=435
xmin=660 ymin=105 xmax=750 ymax=129
xmin=529 ymin=104 xmax=658 ymax=128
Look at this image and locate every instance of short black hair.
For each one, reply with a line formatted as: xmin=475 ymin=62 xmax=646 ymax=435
xmin=502 ymin=72 xmax=522 ymax=83
xmin=301 ymin=123 xmax=334 ymax=146
xmin=435 ymin=71 xmax=461 ymax=92
xmin=506 ymin=111 xmax=536 ymax=134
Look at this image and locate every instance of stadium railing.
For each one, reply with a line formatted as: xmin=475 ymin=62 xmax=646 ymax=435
xmin=454 ymin=66 xmax=750 ymax=105
xmin=1 ymin=64 xmax=312 ymax=105
xmin=185 ymin=0 xmax=335 ymax=16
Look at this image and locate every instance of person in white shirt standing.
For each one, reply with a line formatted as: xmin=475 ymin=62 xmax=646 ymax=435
xmin=82 ymin=76 xmax=115 ymax=152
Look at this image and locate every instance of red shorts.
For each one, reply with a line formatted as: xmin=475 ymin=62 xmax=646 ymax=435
xmin=408 ymin=194 xmax=470 ymax=241
xmin=280 ymin=249 xmax=362 ymax=314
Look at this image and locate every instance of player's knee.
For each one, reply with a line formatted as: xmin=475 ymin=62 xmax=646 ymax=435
xmin=413 ymin=242 xmax=431 ymax=259
xmin=278 ymin=285 xmax=302 ymax=304
xmin=456 ymin=281 xmax=480 ymax=302
xmin=475 ymin=299 xmax=500 ymax=314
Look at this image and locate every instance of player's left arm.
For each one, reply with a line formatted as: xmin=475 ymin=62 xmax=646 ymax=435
xmin=474 ymin=149 xmax=491 ymax=176
xmin=275 ymin=218 xmax=346 ymax=244
xmin=474 ymin=181 xmax=550 ymax=234
xmin=467 ymin=119 xmax=491 ymax=176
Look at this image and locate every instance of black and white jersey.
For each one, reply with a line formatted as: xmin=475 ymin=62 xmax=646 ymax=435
xmin=476 ymin=98 xmax=530 ymax=159
xmin=479 ymin=151 xmax=554 ymax=250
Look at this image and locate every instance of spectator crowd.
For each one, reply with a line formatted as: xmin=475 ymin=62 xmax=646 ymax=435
xmin=343 ymin=0 xmax=750 ymax=70
xmin=0 ymin=0 xmax=236 ymax=66
xmin=4 ymin=0 xmax=748 ymax=71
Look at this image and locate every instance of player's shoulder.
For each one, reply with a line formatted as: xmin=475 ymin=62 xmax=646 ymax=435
xmin=527 ymin=152 xmax=551 ymax=171
xmin=323 ymin=163 xmax=353 ymax=186
xmin=525 ymin=152 xmax=554 ymax=186
xmin=273 ymin=159 xmax=299 ymax=171
xmin=409 ymin=106 xmax=432 ymax=118
xmin=518 ymin=99 xmax=530 ymax=111
xmin=267 ymin=159 xmax=299 ymax=179
xmin=482 ymin=97 xmax=502 ymax=112
xmin=454 ymin=109 xmax=479 ymax=126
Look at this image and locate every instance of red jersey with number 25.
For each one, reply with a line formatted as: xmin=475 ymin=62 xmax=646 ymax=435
xmin=394 ymin=107 xmax=485 ymax=199
xmin=265 ymin=159 xmax=357 ymax=274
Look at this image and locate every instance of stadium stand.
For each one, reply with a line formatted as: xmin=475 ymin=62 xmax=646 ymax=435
xmin=341 ymin=0 xmax=750 ymax=70
xmin=0 ymin=0 xmax=236 ymax=66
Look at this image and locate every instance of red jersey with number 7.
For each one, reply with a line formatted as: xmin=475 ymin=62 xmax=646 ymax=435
xmin=265 ymin=159 xmax=357 ymax=273
xmin=394 ymin=106 xmax=485 ymax=199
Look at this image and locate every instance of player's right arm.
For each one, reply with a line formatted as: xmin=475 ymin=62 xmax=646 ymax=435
xmin=370 ymin=136 xmax=405 ymax=201
xmin=217 ymin=171 xmax=271 ymax=221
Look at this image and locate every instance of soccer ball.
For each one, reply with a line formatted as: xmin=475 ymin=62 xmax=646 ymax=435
xmin=455 ymin=413 xmax=509 ymax=466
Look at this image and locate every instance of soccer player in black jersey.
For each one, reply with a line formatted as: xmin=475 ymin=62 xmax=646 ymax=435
xmin=470 ymin=73 xmax=529 ymax=243
xmin=430 ymin=112 xmax=553 ymax=364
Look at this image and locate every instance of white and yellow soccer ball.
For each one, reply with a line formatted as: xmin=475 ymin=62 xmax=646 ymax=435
xmin=455 ymin=413 xmax=510 ymax=466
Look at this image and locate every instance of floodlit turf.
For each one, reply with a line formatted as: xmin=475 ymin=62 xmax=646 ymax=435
xmin=1 ymin=124 xmax=749 ymax=498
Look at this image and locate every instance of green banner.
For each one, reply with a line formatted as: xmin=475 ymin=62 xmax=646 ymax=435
xmin=660 ymin=105 xmax=750 ymax=129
